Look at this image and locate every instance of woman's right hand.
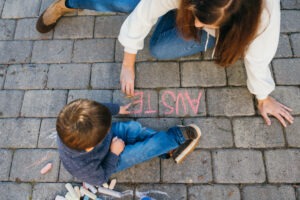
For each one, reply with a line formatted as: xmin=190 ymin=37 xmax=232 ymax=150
xmin=110 ymin=137 xmax=125 ymax=156
xmin=120 ymin=52 xmax=137 ymax=97
xmin=120 ymin=65 xmax=135 ymax=97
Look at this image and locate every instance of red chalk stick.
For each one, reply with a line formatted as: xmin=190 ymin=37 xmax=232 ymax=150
xmin=40 ymin=163 xmax=52 ymax=174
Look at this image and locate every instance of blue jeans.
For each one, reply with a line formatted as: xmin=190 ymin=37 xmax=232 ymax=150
xmin=65 ymin=0 xmax=215 ymax=59
xmin=110 ymin=121 xmax=185 ymax=172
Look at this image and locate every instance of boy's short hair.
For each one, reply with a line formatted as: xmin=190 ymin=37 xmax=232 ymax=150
xmin=56 ymin=99 xmax=112 ymax=151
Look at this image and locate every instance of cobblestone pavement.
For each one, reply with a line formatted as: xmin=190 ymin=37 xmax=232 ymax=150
xmin=0 ymin=0 xmax=299 ymax=199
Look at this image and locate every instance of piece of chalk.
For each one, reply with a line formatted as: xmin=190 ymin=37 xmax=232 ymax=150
xmin=84 ymin=182 xmax=98 ymax=194
xmin=108 ymin=179 xmax=117 ymax=190
xmin=40 ymin=163 xmax=52 ymax=175
xmin=80 ymin=187 xmax=97 ymax=200
xmin=98 ymin=187 xmax=122 ymax=198
xmin=74 ymin=186 xmax=81 ymax=197
xmin=55 ymin=195 xmax=66 ymax=200
xmin=65 ymin=192 xmax=73 ymax=200
xmin=65 ymin=183 xmax=79 ymax=200
xmin=102 ymin=183 xmax=109 ymax=188
xmin=83 ymin=196 xmax=89 ymax=200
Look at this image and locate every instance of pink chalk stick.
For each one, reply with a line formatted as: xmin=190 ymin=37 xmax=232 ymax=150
xmin=40 ymin=163 xmax=52 ymax=174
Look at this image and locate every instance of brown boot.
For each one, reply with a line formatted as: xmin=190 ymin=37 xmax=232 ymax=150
xmin=36 ymin=0 xmax=76 ymax=33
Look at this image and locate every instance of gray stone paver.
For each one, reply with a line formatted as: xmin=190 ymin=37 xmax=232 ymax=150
xmin=226 ymin=60 xmax=247 ymax=86
xmin=2 ymin=0 xmax=41 ymax=18
xmin=14 ymin=18 xmax=53 ymax=40
xmin=10 ymin=149 xmax=60 ymax=182
xmin=54 ymin=16 xmax=94 ymax=39
xmin=281 ymin=11 xmax=300 ymax=33
xmin=0 ymin=183 xmax=32 ymax=200
xmin=207 ymin=88 xmax=255 ymax=116
xmin=0 ymin=19 xmax=16 ymax=40
xmin=38 ymin=118 xmax=58 ymax=148
xmin=136 ymin=62 xmax=180 ymax=88
xmin=73 ymin=39 xmax=115 ymax=63
xmin=91 ymin=63 xmax=121 ymax=89
xmin=242 ymin=185 xmax=296 ymax=200
xmin=0 ymin=65 xmax=6 ymax=89
xmin=213 ymin=150 xmax=265 ymax=183
xmin=0 ymin=41 xmax=32 ymax=64
xmin=21 ymin=90 xmax=67 ymax=117
xmin=4 ymin=64 xmax=48 ymax=89
xmin=162 ymin=150 xmax=212 ymax=183
xmin=0 ymin=1 xmax=299 ymax=199
xmin=95 ymin=15 xmax=126 ymax=38
xmin=113 ymin=158 xmax=160 ymax=183
xmin=47 ymin=64 xmax=90 ymax=89
xmin=135 ymin=184 xmax=186 ymax=200
xmin=281 ymin=0 xmax=300 ymax=9
xmin=273 ymin=59 xmax=300 ymax=85
xmin=0 ymin=149 xmax=13 ymax=180
xmin=32 ymin=183 xmax=67 ymax=200
xmin=0 ymin=0 xmax=4 ymax=16
xmin=188 ymin=185 xmax=240 ymax=200
xmin=68 ymin=89 xmax=112 ymax=103
xmin=181 ymin=61 xmax=226 ymax=87
xmin=291 ymin=33 xmax=300 ymax=56
xmin=275 ymin=34 xmax=293 ymax=58
xmin=286 ymin=117 xmax=300 ymax=147
xmin=0 ymin=90 xmax=24 ymax=117
xmin=265 ymin=149 xmax=300 ymax=183
xmin=233 ymin=117 xmax=285 ymax=148
xmin=184 ymin=118 xmax=233 ymax=148
xmin=0 ymin=118 xmax=40 ymax=148
xmin=32 ymin=40 xmax=73 ymax=63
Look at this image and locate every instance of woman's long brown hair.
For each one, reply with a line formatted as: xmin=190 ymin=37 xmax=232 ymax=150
xmin=176 ymin=0 xmax=263 ymax=67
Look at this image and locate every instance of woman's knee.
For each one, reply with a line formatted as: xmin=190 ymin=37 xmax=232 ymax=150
xmin=149 ymin=41 xmax=169 ymax=60
xmin=110 ymin=0 xmax=139 ymax=13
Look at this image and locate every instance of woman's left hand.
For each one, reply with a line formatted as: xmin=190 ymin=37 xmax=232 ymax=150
xmin=119 ymin=103 xmax=132 ymax=115
xmin=257 ymin=96 xmax=294 ymax=127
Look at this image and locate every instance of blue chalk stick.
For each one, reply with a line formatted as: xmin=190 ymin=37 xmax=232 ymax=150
xmin=83 ymin=195 xmax=89 ymax=200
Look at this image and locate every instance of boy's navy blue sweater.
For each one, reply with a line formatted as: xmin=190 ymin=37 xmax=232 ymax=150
xmin=57 ymin=103 xmax=120 ymax=186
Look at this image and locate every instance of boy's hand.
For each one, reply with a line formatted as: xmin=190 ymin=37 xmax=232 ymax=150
xmin=119 ymin=103 xmax=131 ymax=115
xmin=110 ymin=137 xmax=125 ymax=156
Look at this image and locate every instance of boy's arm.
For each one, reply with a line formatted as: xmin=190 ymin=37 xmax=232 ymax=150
xmin=102 ymin=103 xmax=120 ymax=116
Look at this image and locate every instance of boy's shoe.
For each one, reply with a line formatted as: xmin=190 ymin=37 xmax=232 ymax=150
xmin=36 ymin=0 xmax=76 ymax=33
xmin=173 ymin=124 xmax=201 ymax=164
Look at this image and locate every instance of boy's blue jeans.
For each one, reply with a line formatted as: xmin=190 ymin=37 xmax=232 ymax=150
xmin=111 ymin=121 xmax=186 ymax=172
xmin=65 ymin=0 xmax=216 ymax=59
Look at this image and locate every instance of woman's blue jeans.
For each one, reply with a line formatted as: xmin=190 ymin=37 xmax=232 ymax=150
xmin=66 ymin=0 xmax=216 ymax=59
xmin=111 ymin=121 xmax=185 ymax=172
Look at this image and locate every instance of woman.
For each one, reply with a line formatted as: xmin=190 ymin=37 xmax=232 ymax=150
xmin=36 ymin=0 xmax=294 ymax=127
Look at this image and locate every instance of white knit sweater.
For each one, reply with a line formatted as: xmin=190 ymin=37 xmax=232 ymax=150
xmin=118 ymin=0 xmax=280 ymax=100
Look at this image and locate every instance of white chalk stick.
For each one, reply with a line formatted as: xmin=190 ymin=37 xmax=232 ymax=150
xmin=80 ymin=187 xmax=97 ymax=200
xmin=109 ymin=179 xmax=117 ymax=190
xmin=55 ymin=195 xmax=66 ymax=200
xmin=98 ymin=187 xmax=122 ymax=198
xmin=65 ymin=192 xmax=73 ymax=200
xmin=74 ymin=186 xmax=81 ymax=197
xmin=40 ymin=163 xmax=52 ymax=174
xmin=102 ymin=183 xmax=109 ymax=188
xmin=84 ymin=182 xmax=97 ymax=194
xmin=65 ymin=183 xmax=79 ymax=200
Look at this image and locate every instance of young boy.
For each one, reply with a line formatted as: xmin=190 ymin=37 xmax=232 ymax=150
xmin=56 ymin=99 xmax=201 ymax=186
